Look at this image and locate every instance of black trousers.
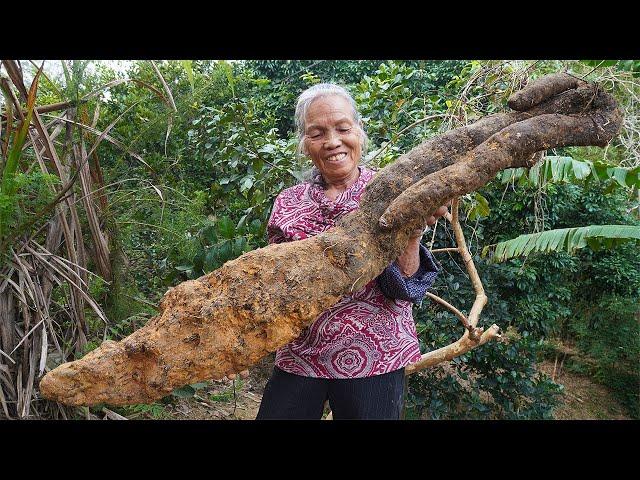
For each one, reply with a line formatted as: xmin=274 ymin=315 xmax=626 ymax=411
xmin=256 ymin=366 xmax=406 ymax=420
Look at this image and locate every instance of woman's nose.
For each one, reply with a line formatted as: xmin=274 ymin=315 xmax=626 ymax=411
xmin=323 ymin=131 xmax=341 ymax=149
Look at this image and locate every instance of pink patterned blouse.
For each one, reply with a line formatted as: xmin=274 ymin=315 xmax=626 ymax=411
xmin=267 ymin=166 xmax=439 ymax=379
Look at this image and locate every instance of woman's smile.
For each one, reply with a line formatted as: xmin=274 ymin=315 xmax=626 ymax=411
xmin=325 ymin=152 xmax=348 ymax=163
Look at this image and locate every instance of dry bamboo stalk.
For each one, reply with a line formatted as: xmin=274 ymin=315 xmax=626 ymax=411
xmin=3 ymin=70 xmax=91 ymax=353
xmin=77 ymin=130 xmax=111 ymax=282
xmin=2 ymin=60 xmax=28 ymax=101
xmin=0 ymin=66 xmax=106 ymax=418
xmin=0 ymin=100 xmax=85 ymax=124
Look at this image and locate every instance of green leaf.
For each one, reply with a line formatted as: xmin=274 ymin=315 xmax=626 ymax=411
xmin=190 ymin=382 xmax=208 ymax=390
xmin=258 ymin=144 xmax=276 ymax=154
xmin=252 ymin=158 xmax=264 ymax=172
xmin=603 ymin=181 xmax=619 ymax=195
xmin=192 ymin=249 xmax=205 ymax=273
xmin=488 ymin=225 xmax=640 ymax=262
xmin=571 ymin=158 xmax=591 ymax=180
xmin=587 ymin=237 xmax=601 ymax=252
xmin=499 ymin=169 xmax=519 ymax=184
xmin=287 ymin=169 xmax=306 ymax=182
xmin=180 ymin=60 xmax=194 ymax=92
xmin=216 ymin=216 xmax=235 ymax=239
xmin=249 ymin=219 xmax=263 ymax=235
xmin=252 ymin=190 xmax=266 ymax=206
xmin=506 ymin=155 xmax=635 ymax=191
xmin=528 ymin=161 xmax=542 ymax=185
xmin=171 ymin=385 xmax=195 ymax=398
xmin=625 ymin=166 xmax=640 ymax=188
xmin=218 ymin=240 xmax=232 ymax=261
xmin=467 ymin=192 xmax=490 ymax=220
xmin=202 ymin=225 xmax=217 ymax=244
xmin=240 ymin=176 xmax=254 ymax=192
xmin=0 ymin=65 xmax=42 ymax=238
xmin=609 ymin=167 xmax=628 ymax=188
xmin=220 ymin=61 xmax=236 ymax=98
xmin=581 ymin=60 xmax=618 ymax=68
xmin=204 ymin=248 xmax=218 ymax=271
xmin=233 ymin=237 xmax=247 ymax=255
xmin=237 ymin=214 xmax=248 ymax=230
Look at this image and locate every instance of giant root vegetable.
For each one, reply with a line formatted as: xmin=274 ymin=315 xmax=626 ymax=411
xmin=39 ymin=74 xmax=623 ymax=406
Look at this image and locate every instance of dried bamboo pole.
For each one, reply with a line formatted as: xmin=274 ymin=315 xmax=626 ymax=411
xmin=0 ymin=61 xmax=103 ymax=417
xmin=75 ymin=111 xmax=111 ymax=282
xmin=0 ymin=100 xmax=87 ymax=124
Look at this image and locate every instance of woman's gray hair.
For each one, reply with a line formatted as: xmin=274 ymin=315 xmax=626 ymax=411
xmin=294 ymin=83 xmax=368 ymax=159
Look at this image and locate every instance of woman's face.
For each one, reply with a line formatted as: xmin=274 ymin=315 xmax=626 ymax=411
xmin=303 ymin=95 xmax=362 ymax=185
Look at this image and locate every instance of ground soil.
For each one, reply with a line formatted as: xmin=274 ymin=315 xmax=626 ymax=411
xmin=119 ymin=355 xmax=631 ymax=420
xmin=537 ymin=360 xmax=631 ymax=420
xmin=161 ymin=353 xmax=275 ymax=420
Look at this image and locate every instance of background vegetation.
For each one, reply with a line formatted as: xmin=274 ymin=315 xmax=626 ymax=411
xmin=1 ymin=59 xmax=638 ymax=419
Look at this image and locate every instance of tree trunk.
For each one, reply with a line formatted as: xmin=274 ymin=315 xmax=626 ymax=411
xmin=39 ymin=74 xmax=623 ymax=406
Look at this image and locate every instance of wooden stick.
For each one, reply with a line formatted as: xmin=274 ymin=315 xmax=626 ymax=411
xmin=406 ymin=198 xmax=494 ymax=376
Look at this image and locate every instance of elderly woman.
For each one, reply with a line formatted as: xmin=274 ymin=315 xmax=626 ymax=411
xmin=256 ymin=83 xmax=447 ymax=420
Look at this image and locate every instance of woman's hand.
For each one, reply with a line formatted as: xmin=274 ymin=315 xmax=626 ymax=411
xmin=423 ymin=205 xmax=449 ymax=231
xmin=398 ymin=204 xmax=449 ymax=277
xmin=407 ymin=204 xmax=449 ymax=238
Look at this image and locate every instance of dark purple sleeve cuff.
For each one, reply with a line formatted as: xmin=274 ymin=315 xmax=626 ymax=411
xmin=377 ymin=244 xmax=440 ymax=304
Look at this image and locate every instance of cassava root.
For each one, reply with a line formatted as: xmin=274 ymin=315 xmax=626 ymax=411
xmin=39 ymin=74 xmax=623 ymax=406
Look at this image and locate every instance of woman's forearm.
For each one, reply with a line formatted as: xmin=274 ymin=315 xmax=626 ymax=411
xmin=396 ymin=237 xmax=422 ymax=278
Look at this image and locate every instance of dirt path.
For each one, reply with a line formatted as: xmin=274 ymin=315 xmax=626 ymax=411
xmin=537 ymin=360 xmax=631 ymax=420
xmin=164 ymin=354 xmax=274 ymax=420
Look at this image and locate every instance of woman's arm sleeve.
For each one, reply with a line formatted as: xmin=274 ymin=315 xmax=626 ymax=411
xmin=377 ymin=244 xmax=440 ymax=304
xmin=266 ymin=192 xmax=288 ymax=245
